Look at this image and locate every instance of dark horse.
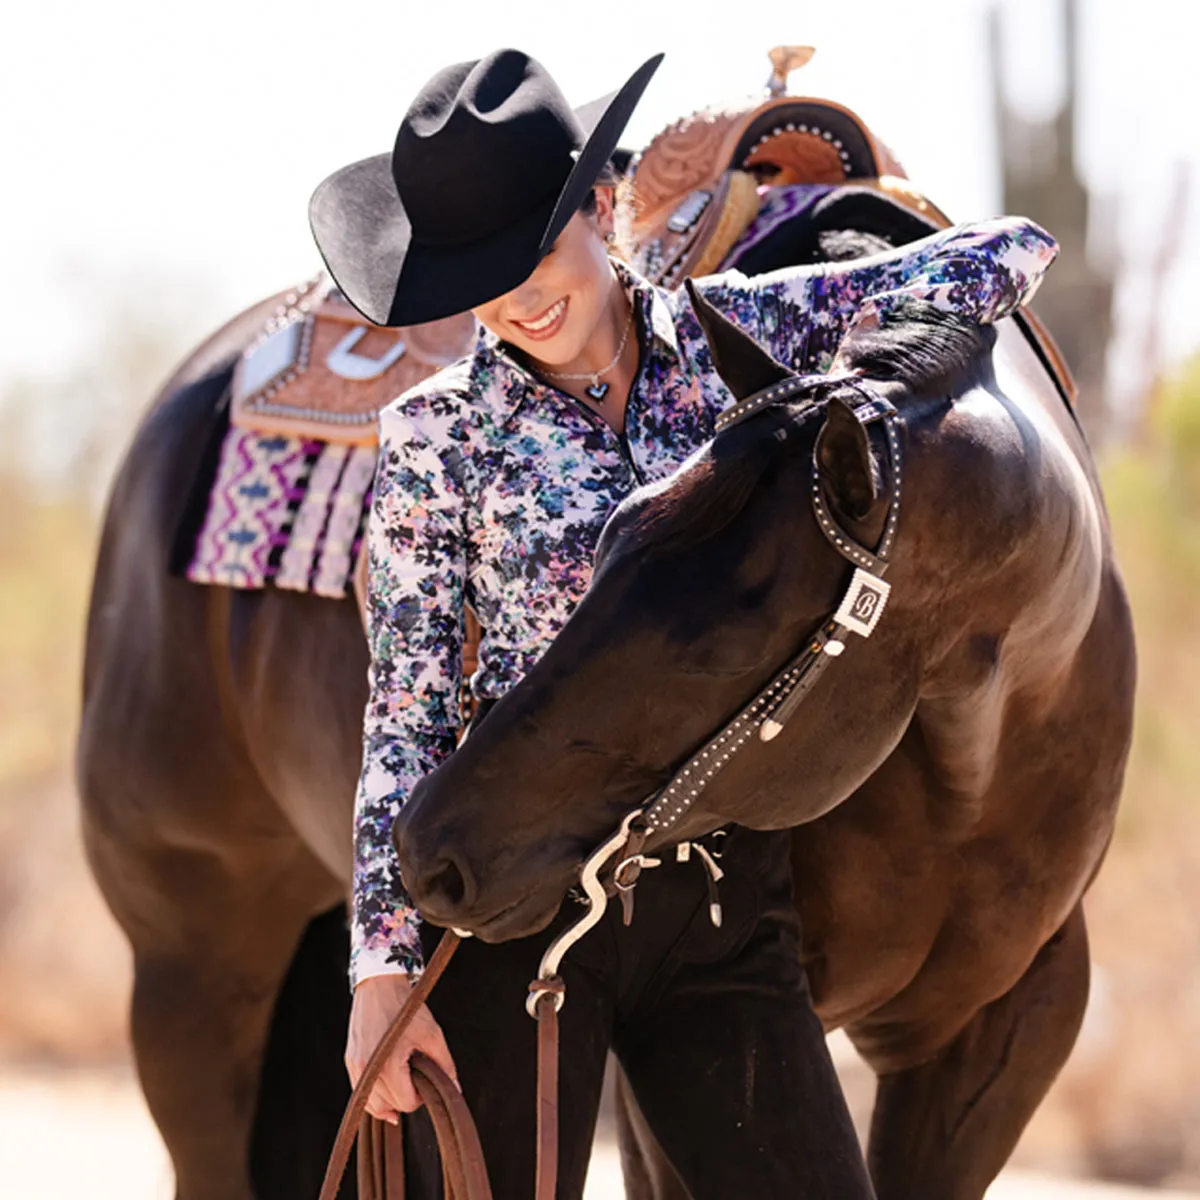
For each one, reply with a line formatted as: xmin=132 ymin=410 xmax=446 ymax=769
xmin=78 ymin=203 xmax=1133 ymax=1199
xmin=395 ymin=294 xmax=1136 ymax=1197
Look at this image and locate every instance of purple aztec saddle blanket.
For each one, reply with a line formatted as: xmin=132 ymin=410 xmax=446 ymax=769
xmin=186 ymin=428 xmax=375 ymax=598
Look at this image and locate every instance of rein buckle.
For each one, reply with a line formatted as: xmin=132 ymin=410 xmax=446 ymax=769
xmin=613 ymin=853 xmax=661 ymax=891
xmin=614 ymin=852 xmax=661 ymax=926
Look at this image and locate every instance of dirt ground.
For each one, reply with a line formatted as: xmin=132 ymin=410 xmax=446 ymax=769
xmin=3 ymin=1063 xmax=1197 ymax=1200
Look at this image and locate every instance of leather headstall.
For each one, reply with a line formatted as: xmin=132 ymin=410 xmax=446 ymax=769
xmin=633 ymin=373 xmax=903 ymax=847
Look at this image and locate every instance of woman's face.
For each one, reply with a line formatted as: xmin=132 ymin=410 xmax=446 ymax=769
xmin=471 ymin=190 xmax=617 ymax=367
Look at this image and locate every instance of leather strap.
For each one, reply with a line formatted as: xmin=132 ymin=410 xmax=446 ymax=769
xmin=357 ymin=1108 xmax=406 ymax=1200
xmin=318 ymin=931 xmax=462 ymax=1200
xmin=529 ymin=981 xmax=565 ymax=1200
xmin=321 ymin=929 xmax=566 ymax=1200
xmin=411 ymin=1053 xmax=493 ymax=1200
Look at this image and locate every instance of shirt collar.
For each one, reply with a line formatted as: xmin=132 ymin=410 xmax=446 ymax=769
xmin=614 ymin=258 xmax=680 ymax=358
xmin=475 ymin=257 xmax=680 ymax=423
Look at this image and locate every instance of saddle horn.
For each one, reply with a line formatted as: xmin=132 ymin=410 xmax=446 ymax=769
xmin=685 ymin=278 xmax=793 ymax=402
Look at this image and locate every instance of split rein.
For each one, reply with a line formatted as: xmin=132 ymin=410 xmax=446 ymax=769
xmin=319 ymin=373 xmax=904 ymax=1200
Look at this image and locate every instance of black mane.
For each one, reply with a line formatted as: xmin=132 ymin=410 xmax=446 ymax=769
xmin=833 ymin=298 xmax=995 ymax=399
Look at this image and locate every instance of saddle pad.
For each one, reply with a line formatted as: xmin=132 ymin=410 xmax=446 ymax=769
xmin=186 ymin=425 xmax=376 ymax=598
xmin=230 ymin=279 xmax=477 ymax=446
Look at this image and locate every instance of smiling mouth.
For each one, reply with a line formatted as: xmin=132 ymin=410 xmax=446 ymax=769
xmin=512 ymin=297 xmax=568 ymax=341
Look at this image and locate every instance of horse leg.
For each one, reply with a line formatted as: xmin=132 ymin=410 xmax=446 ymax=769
xmin=91 ymin=831 xmax=339 ymax=1200
xmin=249 ymin=904 xmax=355 ymax=1198
xmin=860 ymin=904 xmax=1090 ymax=1200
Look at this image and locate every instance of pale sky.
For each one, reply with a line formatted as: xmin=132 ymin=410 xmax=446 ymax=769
xmin=2 ymin=0 xmax=1197 ymax=410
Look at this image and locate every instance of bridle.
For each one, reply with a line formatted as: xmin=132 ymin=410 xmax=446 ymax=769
xmin=319 ymin=371 xmax=904 ymax=1200
xmin=583 ymin=370 xmax=905 ymax=907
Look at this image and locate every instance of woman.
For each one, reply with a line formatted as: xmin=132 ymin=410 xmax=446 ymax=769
xmin=310 ymin=48 xmax=1058 ymax=1198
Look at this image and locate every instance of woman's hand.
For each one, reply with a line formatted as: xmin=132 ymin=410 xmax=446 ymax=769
xmin=346 ymin=973 xmax=460 ymax=1122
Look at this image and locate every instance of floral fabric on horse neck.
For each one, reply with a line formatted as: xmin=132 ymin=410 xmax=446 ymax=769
xmin=353 ymin=217 xmax=1059 ymax=987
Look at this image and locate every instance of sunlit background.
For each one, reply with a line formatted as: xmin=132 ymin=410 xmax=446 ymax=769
xmin=1 ymin=0 xmax=1198 ymax=1196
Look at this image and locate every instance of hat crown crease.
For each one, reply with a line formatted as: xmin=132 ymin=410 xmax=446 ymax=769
xmin=392 ymin=52 xmax=580 ymax=250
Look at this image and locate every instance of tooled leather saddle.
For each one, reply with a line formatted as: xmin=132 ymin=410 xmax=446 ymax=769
xmin=625 ymin=44 xmax=949 ymax=285
xmin=624 ymin=45 xmax=1073 ymax=405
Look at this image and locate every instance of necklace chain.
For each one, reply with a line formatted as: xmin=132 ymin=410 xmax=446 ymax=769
xmin=541 ymin=300 xmax=634 ymax=393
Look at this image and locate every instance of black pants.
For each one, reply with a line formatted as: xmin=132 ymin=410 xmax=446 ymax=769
xmin=403 ymin=827 xmax=873 ymax=1199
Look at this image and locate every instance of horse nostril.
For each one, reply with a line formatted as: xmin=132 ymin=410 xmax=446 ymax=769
xmin=418 ymin=855 xmax=471 ymax=912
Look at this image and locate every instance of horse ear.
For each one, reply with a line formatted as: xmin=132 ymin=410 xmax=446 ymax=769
xmin=685 ymin=278 xmax=793 ymax=400
xmin=815 ymin=396 xmax=880 ymax=520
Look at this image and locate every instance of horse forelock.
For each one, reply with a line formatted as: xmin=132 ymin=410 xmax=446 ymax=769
xmin=613 ymin=421 xmax=792 ymax=558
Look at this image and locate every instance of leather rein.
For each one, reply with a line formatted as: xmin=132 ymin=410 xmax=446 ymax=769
xmin=318 ymin=372 xmax=904 ymax=1200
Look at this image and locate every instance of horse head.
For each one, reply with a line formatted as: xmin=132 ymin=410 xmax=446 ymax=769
xmin=396 ymin=294 xmax=1000 ymax=942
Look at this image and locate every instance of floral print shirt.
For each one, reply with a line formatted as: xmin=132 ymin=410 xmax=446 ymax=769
xmin=352 ymin=217 xmax=1059 ymax=986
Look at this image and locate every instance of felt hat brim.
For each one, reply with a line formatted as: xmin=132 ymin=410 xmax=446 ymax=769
xmin=309 ymin=54 xmax=662 ymax=327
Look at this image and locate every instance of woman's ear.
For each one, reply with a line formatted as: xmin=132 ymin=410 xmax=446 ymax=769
xmin=593 ymin=186 xmax=617 ymax=241
xmin=815 ymin=396 xmax=880 ymax=521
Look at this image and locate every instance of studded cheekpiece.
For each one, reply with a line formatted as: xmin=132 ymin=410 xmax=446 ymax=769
xmin=643 ymin=374 xmax=903 ymax=837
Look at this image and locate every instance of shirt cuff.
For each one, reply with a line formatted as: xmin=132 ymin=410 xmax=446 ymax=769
xmin=350 ymin=940 xmax=425 ymax=992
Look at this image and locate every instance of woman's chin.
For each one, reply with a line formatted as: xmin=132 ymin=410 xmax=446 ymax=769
xmin=525 ymin=335 xmax=588 ymax=375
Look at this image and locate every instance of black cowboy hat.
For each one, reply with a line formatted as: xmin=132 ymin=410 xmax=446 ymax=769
xmin=309 ymin=49 xmax=663 ymax=327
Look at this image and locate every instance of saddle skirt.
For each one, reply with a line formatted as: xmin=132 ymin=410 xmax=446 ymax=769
xmin=230 ymin=277 xmax=477 ymax=445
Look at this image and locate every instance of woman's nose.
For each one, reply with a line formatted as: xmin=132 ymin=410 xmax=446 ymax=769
xmin=507 ymin=280 xmax=548 ymax=319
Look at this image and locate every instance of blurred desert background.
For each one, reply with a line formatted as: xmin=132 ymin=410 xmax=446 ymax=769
xmin=1 ymin=0 xmax=1199 ymax=1196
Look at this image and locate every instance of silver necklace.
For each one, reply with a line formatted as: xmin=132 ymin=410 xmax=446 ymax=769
xmin=540 ymin=301 xmax=634 ymax=402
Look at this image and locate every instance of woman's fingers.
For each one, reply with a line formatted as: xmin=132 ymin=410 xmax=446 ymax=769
xmin=421 ymin=1021 xmax=461 ymax=1091
xmin=344 ymin=976 xmax=460 ymax=1120
xmin=367 ymin=1066 xmax=412 ymax=1122
xmin=379 ymin=1052 xmax=423 ymax=1114
xmin=350 ymin=1040 xmax=422 ymax=1118
xmin=348 ymin=1023 xmax=453 ymax=1117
